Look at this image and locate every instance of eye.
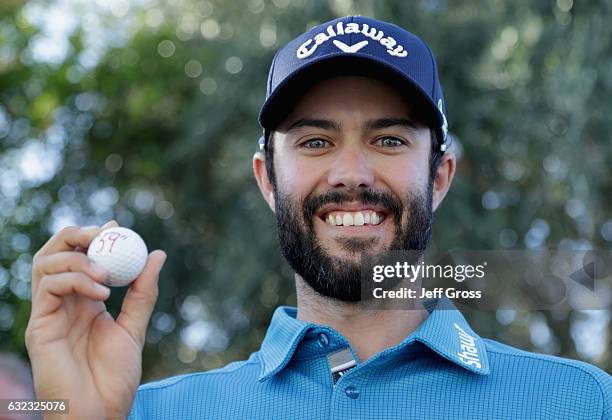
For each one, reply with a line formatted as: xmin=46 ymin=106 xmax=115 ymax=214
xmin=300 ymin=138 xmax=330 ymax=149
xmin=375 ymin=136 xmax=407 ymax=148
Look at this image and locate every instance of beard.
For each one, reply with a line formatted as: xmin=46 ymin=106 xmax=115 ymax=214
xmin=274 ymin=183 xmax=433 ymax=302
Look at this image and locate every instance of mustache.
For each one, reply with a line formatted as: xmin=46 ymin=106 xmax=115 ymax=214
xmin=302 ymin=189 xmax=404 ymax=224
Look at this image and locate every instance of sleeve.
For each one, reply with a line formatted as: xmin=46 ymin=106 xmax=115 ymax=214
xmin=602 ymin=371 xmax=612 ymax=420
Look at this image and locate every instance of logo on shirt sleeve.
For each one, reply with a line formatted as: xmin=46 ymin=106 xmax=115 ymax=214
xmin=453 ymin=323 xmax=482 ymax=369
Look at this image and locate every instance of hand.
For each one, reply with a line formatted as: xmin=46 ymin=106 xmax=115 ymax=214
xmin=25 ymin=221 xmax=166 ymax=419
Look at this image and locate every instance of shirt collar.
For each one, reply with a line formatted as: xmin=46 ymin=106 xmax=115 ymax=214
xmin=258 ymin=306 xmax=312 ymax=381
xmin=413 ymin=297 xmax=490 ymax=375
xmin=258 ymin=297 xmax=490 ymax=381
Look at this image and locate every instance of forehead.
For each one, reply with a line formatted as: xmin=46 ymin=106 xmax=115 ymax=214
xmin=278 ymin=76 xmax=421 ymax=129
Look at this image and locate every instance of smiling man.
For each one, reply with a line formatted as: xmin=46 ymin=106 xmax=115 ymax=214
xmin=131 ymin=16 xmax=611 ymax=419
xmin=26 ymin=16 xmax=611 ymax=420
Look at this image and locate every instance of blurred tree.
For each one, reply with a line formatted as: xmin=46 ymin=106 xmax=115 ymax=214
xmin=0 ymin=0 xmax=610 ymax=381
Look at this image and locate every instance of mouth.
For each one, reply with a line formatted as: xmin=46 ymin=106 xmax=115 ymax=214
xmin=316 ymin=203 xmax=389 ymax=227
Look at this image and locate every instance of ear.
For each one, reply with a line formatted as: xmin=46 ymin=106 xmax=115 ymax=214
xmin=432 ymin=151 xmax=456 ymax=212
xmin=253 ymin=150 xmax=276 ymax=213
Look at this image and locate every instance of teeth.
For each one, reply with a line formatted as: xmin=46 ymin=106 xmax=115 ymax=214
xmin=324 ymin=211 xmax=384 ymax=226
xmin=354 ymin=212 xmax=364 ymax=226
xmin=342 ymin=213 xmax=354 ymax=226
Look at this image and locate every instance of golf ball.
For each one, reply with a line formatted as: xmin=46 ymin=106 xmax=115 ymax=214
xmin=87 ymin=227 xmax=148 ymax=287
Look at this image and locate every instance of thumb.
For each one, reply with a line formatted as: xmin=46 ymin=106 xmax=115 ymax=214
xmin=116 ymin=250 xmax=166 ymax=346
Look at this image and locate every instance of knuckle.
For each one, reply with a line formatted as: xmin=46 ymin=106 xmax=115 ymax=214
xmin=59 ymin=225 xmax=79 ymax=236
xmin=32 ymin=250 xmax=48 ymax=272
xmin=148 ymin=286 xmax=159 ymax=302
xmin=38 ymin=275 xmax=51 ymax=290
xmin=147 ymin=293 xmax=159 ymax=307
xmin=33 ymin=249 xmax=43 ymax=263
xmin=24 ymin=323 xmax=36 ymax=345
xmin=31 ymin=253 xmax=44 ymax=278
xmin=75 ymin=272 xmax=91 ymax=284
xmin=67 ymin=252 xmax=88 ymax=269
xmin=24 ymin=320 xmax=40 ymax=349
xmin=58 ymin=226 xmax=80 ymax=238
xmin=24 ymin=327 xmax=33 ymax=349
xmin=140 ymin=289 xmax=158 ymax=306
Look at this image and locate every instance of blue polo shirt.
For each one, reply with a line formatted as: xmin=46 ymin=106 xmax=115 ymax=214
xmin=129 ymin=298 xmax=612 ymax=419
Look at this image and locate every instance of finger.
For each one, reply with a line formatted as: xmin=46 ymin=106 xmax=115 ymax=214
xmin=36 ymin=220 xmax=119 ymax=257
xmin=33 ymin=221 xmax=117 ymax=290
xmin=31 ymin=273 xmax=110 ymax=319
xmin=117 ymin=250 xmax=166 ymax=346
xmin=32 ymin=252 xmax=109 ymax=294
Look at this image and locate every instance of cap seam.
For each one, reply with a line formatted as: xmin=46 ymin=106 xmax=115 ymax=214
xmin=267 ymin=49 xmax=280 ymax=95
xmin=423 ymin=40 xmax=437 ymax=99
xmin=423 ymin=40 xmax=446 ymax=147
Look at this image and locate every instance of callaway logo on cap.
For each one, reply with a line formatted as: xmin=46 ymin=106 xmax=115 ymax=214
xmin=258 ymin=15 xmax=451 ymax=153
xmin=296 ymin=20 xmax=409 ymax=58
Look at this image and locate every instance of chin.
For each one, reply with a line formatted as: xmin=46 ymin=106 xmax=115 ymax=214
xmin=321 ymin=236 xmax=386 ymax=260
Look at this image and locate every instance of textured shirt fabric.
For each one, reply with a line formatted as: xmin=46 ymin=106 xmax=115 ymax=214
xmin=129 ymin=298 xmax=612 ymax=419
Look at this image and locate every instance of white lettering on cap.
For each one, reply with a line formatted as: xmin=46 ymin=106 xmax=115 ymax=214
xmin=296 ymin=21 xmax=408 ymax=59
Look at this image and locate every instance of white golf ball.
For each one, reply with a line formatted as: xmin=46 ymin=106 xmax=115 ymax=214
xmin=87 ymin=227 xmax=148 ymax=287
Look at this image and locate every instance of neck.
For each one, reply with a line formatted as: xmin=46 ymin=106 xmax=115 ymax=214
xmin=295 ymin=276 xmax=429 ymax=362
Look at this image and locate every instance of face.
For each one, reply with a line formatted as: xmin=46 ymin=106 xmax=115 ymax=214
xmin=254 ymin=76 xmax=455 ymax=302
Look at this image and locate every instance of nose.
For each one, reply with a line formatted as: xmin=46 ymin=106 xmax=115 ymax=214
xmin=327 ymin=143 xmax=375 ymax=190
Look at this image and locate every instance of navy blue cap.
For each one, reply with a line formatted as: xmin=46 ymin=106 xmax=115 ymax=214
xmin=258 ymin=15 xmax=450 ymax=153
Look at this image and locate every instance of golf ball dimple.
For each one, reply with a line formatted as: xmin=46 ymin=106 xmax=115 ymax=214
xmin=87 ymin=227 xmax=148 ymax=287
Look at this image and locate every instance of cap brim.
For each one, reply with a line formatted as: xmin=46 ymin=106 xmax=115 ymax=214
xmin=258 ymin=54 xmax=443 ymax=135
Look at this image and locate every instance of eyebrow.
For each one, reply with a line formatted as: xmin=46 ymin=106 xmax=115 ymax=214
xmin=286 ymin=117 xmax=418 ymax=133
xmin=364 ymin=118 xmax=418 ymax=131
xmin=287 ymin=118 xmax=341 ymax=132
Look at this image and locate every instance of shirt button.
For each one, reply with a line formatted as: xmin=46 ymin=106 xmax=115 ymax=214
xmin=318 ymin=333 xmax=329 ymax=347
xmin=345 ymin=386 xmax=359 ymax=399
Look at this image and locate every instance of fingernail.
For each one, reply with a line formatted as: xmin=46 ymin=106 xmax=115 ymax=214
xmin=90 ymin=263 xmax=108 ymax=278
xmin=94 ymin=282 xmax=110 ymax=295
xmin=101 ymin=220 xmax=118 ymax=229
xmin=82 ymin=225 xmax=100 ymax=230
xmin=158 ymin=254 xmax=167 ymax=271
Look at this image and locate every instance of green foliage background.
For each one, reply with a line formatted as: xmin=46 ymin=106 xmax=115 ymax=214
xmin=0 ymin=0 xmax=610 ymax=381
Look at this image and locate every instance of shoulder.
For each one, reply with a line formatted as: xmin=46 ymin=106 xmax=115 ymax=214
xmin=483 ymin=338 xmax=611 ymax=415
xmin=137 ymin=352 xmax=261 ymax=393
xmin=129 ymin=352 xmax=262 ymax=419
xmin=484 ymin=338 xmax=610 ymax=381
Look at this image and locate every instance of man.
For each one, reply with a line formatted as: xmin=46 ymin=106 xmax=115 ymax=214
xmin=26 ymin=16 xmax=610 ymax=419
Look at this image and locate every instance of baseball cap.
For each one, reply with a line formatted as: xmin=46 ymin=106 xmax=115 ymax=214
xmin=257 ymin=15 xmax=451 ymax=153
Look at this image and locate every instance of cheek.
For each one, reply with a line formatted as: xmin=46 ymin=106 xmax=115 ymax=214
xmin=274 ymin=153 xmax=328 ymax=197
xmin=372 ymin=157 xmax=429 ymax=193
